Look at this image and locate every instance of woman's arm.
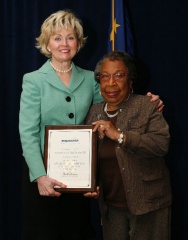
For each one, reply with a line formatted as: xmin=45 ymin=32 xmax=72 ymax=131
xmin=19 ymin=75 xmax=46 ymax=181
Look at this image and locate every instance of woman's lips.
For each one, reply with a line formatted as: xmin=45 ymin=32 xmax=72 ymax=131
xmin=105 ymin=91 xmax=119 ymax=97
xmin=59 ymin=49 xmax=70 ymax=53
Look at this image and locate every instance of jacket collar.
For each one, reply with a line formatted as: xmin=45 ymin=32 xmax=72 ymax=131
xmin=39 ymin=59 xmax=85 ymax=93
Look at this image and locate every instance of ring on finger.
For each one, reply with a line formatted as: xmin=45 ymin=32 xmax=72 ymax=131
xmin=100 ymin=124 xmax=104 ymax=128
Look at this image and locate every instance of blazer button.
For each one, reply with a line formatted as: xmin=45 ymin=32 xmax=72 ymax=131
xmin=68 ymin=113 xmax=74 ymax=119
xmin=66 ymin=96 xmax=71 ymax=102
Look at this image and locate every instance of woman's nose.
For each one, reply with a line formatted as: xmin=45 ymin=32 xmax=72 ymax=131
xmin=61 ymin=38 xmax=68 ymax=46
xmin=108 ymin=77 xmax=116 ymax=86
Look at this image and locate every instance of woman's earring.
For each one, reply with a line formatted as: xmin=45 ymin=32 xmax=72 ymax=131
xmin=48 ymin=49 xmax=51 ymax=52
xmin=130 ymin=86 xmax=134 ymax=93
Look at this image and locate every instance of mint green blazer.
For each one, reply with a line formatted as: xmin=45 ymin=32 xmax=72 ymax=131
xmin=19 ymin=60 xmax=103 ymax=181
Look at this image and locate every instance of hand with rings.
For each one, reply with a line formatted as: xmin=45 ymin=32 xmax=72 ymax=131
xmin=92 ymin=120 xmax=121 ymax=140
xmin=99 ymin=124 xmax=104 ymax=139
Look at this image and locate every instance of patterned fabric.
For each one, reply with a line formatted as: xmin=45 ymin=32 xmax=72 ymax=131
xmin=102 ymin=205 xmax=171 ymax=240
xmin=86 ymin=94 xmax=172 ymax=217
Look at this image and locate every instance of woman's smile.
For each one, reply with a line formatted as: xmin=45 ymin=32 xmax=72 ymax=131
xmin=105 ymin=90 xmax=120 ymax=98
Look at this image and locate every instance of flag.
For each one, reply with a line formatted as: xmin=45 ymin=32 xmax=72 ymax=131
xmin=108 ymin=0 xmax=134 ymax=56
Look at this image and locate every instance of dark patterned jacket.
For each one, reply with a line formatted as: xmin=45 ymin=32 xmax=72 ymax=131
xmin=86 ymin=94 xmax=172 ymax=216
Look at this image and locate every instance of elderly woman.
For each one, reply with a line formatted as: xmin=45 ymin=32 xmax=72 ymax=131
xmin=85 ymin=51 xmax=172 ymax=240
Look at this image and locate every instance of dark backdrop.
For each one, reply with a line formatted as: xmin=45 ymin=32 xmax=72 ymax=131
xmin=0 ymin=0 xmax=188 ymax=239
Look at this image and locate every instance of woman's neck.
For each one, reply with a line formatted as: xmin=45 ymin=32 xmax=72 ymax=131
xmin=105 ymin=93 xmax=131 ymax=111
xmin=106 ymin=103 xmax=119 ymax=111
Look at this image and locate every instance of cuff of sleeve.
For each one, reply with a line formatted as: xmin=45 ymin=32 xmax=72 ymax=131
xmin=123 ymin=131 xmax=140 ymax=152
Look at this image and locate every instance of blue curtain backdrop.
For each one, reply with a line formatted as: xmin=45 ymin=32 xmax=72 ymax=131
xmin=0 ymin=0 xmax=188 ymax=239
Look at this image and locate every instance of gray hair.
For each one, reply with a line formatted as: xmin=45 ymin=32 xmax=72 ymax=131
xmin=94 ymin=51 xmax=137 ymax=83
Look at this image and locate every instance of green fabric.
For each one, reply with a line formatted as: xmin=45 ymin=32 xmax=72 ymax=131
xmin=19 ymin=60 xmax=103 ymax=181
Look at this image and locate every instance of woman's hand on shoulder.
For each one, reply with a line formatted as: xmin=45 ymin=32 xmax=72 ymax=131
xmin=36 ymin=175 xmax=67 ymax=197
xmin=147 ymin=92 xmax=164 ymax=112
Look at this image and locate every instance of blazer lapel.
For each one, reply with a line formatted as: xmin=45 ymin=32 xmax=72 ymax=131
xmin=39 ymin=60 xmax=85 ymax=93
xmin=68 ymin=63 xmax=85 ymax=92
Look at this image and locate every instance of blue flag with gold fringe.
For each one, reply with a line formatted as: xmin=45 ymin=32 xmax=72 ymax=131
xmin=108 ymin=0 xmax=134 ymax=56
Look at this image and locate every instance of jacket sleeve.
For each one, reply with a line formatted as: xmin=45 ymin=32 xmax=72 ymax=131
xmin=123 ymin=105 xmax=170 ymax=158
xmin=19 ymin=74 xmax=46 ymax=181
xmin=92 ymin=76 xmax=103 ymax=104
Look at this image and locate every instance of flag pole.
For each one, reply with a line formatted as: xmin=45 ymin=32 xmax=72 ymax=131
xmin=112 ymin=0 xmax=114 ymax=51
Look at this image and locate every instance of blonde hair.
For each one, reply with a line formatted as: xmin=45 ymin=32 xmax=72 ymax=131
xmin=35 ymin=10 xmax=87 ymax=57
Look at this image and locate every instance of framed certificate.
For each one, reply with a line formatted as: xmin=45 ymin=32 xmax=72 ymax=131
xmin=44 ymin=125 xmax=97 ymax=193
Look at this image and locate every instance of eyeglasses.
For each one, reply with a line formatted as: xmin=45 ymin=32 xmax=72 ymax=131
xmin=96 ymin=72 xmax=128 ymax=82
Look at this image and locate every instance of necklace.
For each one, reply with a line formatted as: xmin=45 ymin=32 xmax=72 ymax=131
xmin=104 ymin=103 xmax=119 ymax=118
xmin=50 ymin=61 xmax=72 ymax=73
xmin=104 ymin=93 xmax=131 ymax=118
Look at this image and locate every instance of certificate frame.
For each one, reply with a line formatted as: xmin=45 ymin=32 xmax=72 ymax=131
xmin=44 ymin=125 xmax=97 ymax=193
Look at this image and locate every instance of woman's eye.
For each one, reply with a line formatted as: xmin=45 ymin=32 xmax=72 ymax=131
xmin=115 ymin=74 xmax=122 ymax=79
xmin=67 ymin=36 xmax=75 ymax=41
xmin=101 ymin=74 xmax=109 ymax=79
xmin=55 ymin=37 xmax=61 ymax=41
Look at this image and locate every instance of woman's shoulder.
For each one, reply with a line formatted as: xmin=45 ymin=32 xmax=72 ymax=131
xmin=23 ymin=60 xmax=52 ymax=84
xmin=120 ymin=94 xmax=161 ymax=118
xmin=86 ymin=102 xmax=105 ymax=124
xmin=91 ymin=101 xmax=104 ymax=109
xmin=88 ymin=102 xmax=104 ymax=115
xmin=73 ymin=63 xmax=94 ymax=76
xmin=23 ymin=60 xmax=49 ymax=78
xmin=130 ymin=94 xmax=159 ymax=108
